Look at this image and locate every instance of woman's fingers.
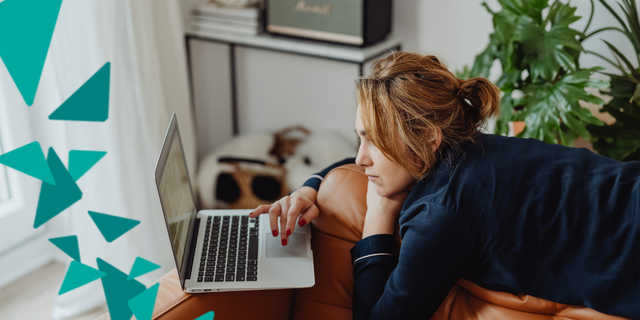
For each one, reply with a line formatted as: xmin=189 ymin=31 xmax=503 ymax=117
xmin=279 ymin=197 xmax=290 ymax=245
xmin=268 ymin=202 xmax=281 ymax=237
xmin=249 ymin=204 xmax=271 ymax=218
xmin=297 ymin=203 xmax=319 ymax=228
xmin=250 ymin=194 xmax=318 ymax=246
xmin=280 ymin=204 xmax=288 ymax=246
xmin=284 ymin=197 xmax=308 ymax=237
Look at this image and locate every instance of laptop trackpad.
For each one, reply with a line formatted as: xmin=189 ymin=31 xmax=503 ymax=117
xmin=265 ymin=233 xmax=307 ymax=258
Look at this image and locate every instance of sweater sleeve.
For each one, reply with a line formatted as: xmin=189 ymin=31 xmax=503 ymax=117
xmin=296 ymin=157 xmax=356 ymax=191
xmin=350 ymin=202 xmax=477 ymax=320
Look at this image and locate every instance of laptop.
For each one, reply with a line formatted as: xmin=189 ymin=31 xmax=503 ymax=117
xmin=154 ymin=114 xmax=315 ymax=293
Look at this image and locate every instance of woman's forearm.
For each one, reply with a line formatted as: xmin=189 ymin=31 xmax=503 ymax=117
xmin=362 ymin=209 xmax=396 ymax=238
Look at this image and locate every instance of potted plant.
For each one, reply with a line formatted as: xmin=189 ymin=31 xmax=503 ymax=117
xmin=585 ymin=0 xmax=640 ymax=161
xmin=459 ymin=0 xmax=609 ymax=146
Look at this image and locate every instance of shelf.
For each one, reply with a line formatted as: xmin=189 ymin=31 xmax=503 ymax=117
xmin=186 ymin=28 xmax=402 ymax=63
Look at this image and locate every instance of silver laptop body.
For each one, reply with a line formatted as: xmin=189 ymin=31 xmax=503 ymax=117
xmin=154 ymin=114 xmax=315 ymax=293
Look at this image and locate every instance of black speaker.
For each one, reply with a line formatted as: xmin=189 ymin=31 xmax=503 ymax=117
xmin=266 ymin=0 xmax=392 ymax=47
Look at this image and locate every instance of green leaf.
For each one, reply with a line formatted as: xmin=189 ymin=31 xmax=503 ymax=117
xmin=602 ymin=39 xmax=640 ymax=78
xmin=517 ymin=67 xmax=607 ymax=143
xmin=498 ymin=0 xmax=547 ymax=23
xmin=515 ymin=15 xmax=583 ymax=81
xmin=630 ymin=83 xmax=640 ymax=103
xmin=495 ymin=93 xmax=515 ymax=135
xmin=548 ymin=1 xmax=581 ymax=28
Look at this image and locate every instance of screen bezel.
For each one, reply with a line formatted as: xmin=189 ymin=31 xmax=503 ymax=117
xmin=154 ymin=114 xmax=199 ymax=289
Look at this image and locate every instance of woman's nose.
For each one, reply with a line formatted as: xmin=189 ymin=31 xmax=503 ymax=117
xmin=355 ymin=147 xmax=372 ymax=167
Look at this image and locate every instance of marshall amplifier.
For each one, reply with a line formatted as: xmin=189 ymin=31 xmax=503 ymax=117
xmin=265 ymin=0 xmax=392 ymax=47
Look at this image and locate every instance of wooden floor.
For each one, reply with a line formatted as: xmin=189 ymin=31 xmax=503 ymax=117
xmin=0 ymin=262 xmax=108 ymax=320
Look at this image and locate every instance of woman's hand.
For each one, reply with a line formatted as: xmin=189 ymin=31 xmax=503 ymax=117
xmin=248 ymin=186 xmax=319 ymax=246
xmin=362 ymin=181 xmax=410 ymax=238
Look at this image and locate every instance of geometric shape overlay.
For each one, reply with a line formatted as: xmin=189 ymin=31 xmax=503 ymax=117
xmin=68 ymin=150 xmax=106 ymax=181
xmin=127 ymin=257 xmax=161 ymax=281
xmin=49 ymin=235 xmax=81 ymax=262
xmin=58 ymin=260 xmax=106 ymax=295
xmin=0 ymin=0 xmax=63 ymax=106
xmin=88 ymin=211 xmax=140 ymax=243
xmin=97 ymin=258 xmax=146 ymax=320
xmin=33 ymin=148 xmax=83 ymax=228
xmin=195 ymin=311 xmax=215 ymax=320
xmin=127 ymin=282 xmax=160 ymax=320
xmin=0 ymin=141 xmax=55 ymax=185
xmin=48 ymin=62 xmax=110 ymax=122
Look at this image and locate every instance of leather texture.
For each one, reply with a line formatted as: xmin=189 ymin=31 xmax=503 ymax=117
xmin=96 ymin=163 xmax=629 ymax=320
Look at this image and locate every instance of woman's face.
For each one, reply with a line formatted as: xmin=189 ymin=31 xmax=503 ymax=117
xmin=355 ymin=107 xmax=417 ymax=198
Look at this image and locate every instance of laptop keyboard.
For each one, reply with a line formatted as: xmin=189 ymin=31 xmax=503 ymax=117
xmin=197 ymin=215 xmax=259 ymax=283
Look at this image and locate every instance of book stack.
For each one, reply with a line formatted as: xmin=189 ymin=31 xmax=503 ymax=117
xmin=191 ymin=2 xmax=263 ymax=36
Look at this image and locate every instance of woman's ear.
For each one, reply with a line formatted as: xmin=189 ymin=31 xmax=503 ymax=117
xmin=424 ymin=128 xmax=442 ymax=152
xmin=432 ymin=127 xmax=442 ymax=152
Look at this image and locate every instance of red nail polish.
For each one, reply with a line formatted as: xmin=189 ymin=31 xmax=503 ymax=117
xmin=272 ymin=230 xmax=278 ymax=237
xmin=282 ymin=239 xmax=287 ymax=246
xmin=286 ymin=229 xmax=291 ymax=236
xmin=298 ymin=219 xmax=306 ymax=227
xmin=249 ymin=212 xmax=253 ymax=216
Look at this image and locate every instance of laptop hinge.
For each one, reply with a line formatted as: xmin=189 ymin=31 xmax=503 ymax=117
xmin=183 ymin=217 xmax=200 ymax=284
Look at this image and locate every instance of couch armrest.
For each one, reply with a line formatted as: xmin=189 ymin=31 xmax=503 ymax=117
xmin=96 ymin=269 xmax=294 ymax=320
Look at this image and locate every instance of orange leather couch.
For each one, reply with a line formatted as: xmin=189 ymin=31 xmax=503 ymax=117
xmin=97 ymin=164 xmax=629 ymax=320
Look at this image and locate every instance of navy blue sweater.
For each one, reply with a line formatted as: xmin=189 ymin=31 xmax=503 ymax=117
xmin=302 ymin=134 xmax=640 ymax=320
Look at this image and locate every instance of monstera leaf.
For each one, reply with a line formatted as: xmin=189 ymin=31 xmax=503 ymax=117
xmin=462 ymin=0 xmax=608 ymax=146
xmin=514 ymin=3 xmax=583 ymax=82
xmin=515 ymin=67 xmax=609 ymax=145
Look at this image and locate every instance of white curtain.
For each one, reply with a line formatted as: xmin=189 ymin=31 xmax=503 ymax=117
xmin=1 ymin=0 xmax=196 ymax=318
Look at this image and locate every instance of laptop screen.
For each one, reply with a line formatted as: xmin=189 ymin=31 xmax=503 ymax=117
xmin=156 ymin=116 xmax=196 ymax=274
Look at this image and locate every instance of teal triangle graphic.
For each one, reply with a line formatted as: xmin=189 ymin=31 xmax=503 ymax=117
xmin=97 ymin=258 xmax=146 ymax=320
xmin=58 ymin=260 xmax=107 ymax=295
xmin=68 ymin=150 xmax=106 ymax=181
xmin=195 ymin=311 xmax=215 ymax=320
xmin=49 ymin=62 xmax=110 ymax=122
xmin=0 ymin=0 xmax=63 ymax=106
xmin=127 ymin=257 xmax=161 ymax=281
xmin=49 ymin=235 xmax=80 ymax=262
xmin=127 ymin=282 xmax=160 ymax=320
xmin=34 ymin=148 xmax=83 ymax=228
xmin=88 ymin=211 xmax=139 ymax=243
xmin=0 ymin=141 xmax=55 ymax=185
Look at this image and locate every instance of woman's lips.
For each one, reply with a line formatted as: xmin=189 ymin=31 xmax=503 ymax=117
xmin=367 ymin=175 xmax=379 ymax=181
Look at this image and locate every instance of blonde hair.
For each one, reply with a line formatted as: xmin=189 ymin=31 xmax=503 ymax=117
xmin=356 ymin=52 xmax=501 ymax=179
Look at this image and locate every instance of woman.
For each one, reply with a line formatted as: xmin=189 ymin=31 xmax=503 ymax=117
xmin=249 ymin=52 xmax=640 ymax=319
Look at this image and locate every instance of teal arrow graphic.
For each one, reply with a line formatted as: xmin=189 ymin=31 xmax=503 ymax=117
xmin=58 ymin=260 xmax=107 ymax=295
xmin=127 ymin=283 xmax=160 ymax=320
xmin=97 ymin=258 xmax=146 ymax=320
xmin=127 ymin=257 xmax=161 ymax=281
xmin=0 ymin=141 xmax=55 ymax=185
xmin=0 ymin=0 xmax=63 ymax=106
xmin=33 ymin=148 xmax=83 ymax=228
xmin=68 ymin=150 xmax=106 ymax=181
xmin=49 ymin=62 xmax=110 ymax=122
xmin=88 ymin=211 xmax=140 ymax=243
xmin=49 ymin=235 xmax=80 ymax=262
xmin=195 ymin=311 xmax=215 ymax=320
